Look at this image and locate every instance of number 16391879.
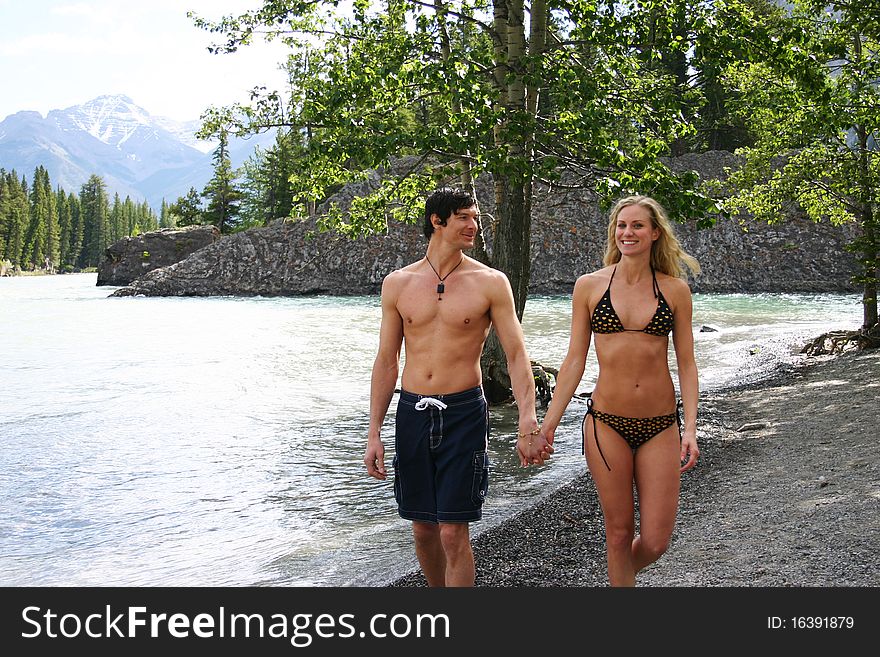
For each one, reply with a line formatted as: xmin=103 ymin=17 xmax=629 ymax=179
xmin=768 ymin=616 xmax=855 ymax=629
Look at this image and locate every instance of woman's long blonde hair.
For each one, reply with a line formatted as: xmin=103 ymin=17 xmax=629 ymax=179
xmin=603 ymin=195 xmax=700 ymax=279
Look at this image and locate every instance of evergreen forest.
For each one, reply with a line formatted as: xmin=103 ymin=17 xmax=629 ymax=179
xmin=0 ymin=168 xmax=161 ymax=273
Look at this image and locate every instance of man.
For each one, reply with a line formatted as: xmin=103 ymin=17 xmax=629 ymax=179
xmin=364 ymin=187 xmax=552 ymax=587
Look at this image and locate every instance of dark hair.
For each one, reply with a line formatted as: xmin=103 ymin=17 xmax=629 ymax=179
xmin=423 ymin=188 xmax=476 ymax=239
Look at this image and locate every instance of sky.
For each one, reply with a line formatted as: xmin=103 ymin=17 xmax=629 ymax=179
xmin=0 ymin=0 xmax=292 ymax=122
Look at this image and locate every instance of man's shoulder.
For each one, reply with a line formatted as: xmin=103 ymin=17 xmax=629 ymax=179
xmin=469 ymin=262 xmax=512 ymax=295
xmin=467 ymin=258 xmax=507 ymax=280
xmin=383 ymin=261 xmax=422 ymax=284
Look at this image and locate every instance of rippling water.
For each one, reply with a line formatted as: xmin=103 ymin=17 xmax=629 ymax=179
xmin=0 ymin=274 xmax=862 ymax=586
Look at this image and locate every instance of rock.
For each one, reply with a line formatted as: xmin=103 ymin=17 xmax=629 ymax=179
xmin=737 ymin=421 xmax=769 ymax=432
xmin=700 ymin=325 xmax=720 ymax=332
xmin=97 ymin=225 xmax=220 ymax=286
xmin=111 ymin=152 xmax=860 ymax=297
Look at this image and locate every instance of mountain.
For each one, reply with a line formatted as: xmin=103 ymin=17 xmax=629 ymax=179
xmin=0 ymin=95 xmax=275 ymax=209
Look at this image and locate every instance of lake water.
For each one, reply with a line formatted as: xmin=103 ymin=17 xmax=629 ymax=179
xmin=0 ymin=274 xmax=862 ymax=586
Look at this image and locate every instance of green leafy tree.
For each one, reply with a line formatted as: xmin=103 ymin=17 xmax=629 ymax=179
xmin=239 ymin=128 xmax=303 ymax=227
xmin=721 ymin=0 xmax=880 ymax=333
xmin=139 ymin=199 xmax=158 ymax=233
xmin=193 ymin=1 xmax=727 ymax=394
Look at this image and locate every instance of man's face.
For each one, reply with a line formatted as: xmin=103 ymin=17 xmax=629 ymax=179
xmin=435 ymin=205 xmax=478 ymax=248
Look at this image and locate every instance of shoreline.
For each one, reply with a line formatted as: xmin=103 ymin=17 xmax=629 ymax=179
xmin=390 ymin=346 xmax=880 ymax=587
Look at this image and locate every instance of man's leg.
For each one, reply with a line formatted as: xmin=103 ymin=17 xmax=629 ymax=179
xmin=412 ymin=521 xmax=446 ymax=586
xmin=439 ymin=522 xmax=474 ymax=587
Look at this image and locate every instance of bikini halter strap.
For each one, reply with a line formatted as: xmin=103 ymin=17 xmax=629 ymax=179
xmin=608 ymin=265 xmax=660 ymax=299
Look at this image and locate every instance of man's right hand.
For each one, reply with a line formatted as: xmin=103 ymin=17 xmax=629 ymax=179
xmin=364 ymin=439 xmax=387 ymax=480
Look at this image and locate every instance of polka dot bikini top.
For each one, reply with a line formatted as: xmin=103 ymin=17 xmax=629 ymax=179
xmin=590 ymin=266 xmax=674 ymax=337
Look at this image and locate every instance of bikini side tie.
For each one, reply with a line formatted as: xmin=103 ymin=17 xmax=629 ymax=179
xmin=583 ymin=395 xmax=612 ymax=471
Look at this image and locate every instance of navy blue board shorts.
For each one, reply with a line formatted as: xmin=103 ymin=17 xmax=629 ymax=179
xmin=393 ymin=386 xmax=490 ymax=523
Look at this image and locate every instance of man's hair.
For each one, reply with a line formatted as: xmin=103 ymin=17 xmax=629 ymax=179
xmin=423 ymin=188 xmax=476 ymax=239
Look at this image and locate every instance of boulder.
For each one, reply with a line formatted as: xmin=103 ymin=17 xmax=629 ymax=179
xmin=97 ymin=225 xmax=220 ymax=286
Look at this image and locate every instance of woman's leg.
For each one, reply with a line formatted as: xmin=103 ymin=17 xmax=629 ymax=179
xmin=632 ymin=424 xmax=681 ymax=576
xmin=584 ymin=416 xmax=637 ymax=587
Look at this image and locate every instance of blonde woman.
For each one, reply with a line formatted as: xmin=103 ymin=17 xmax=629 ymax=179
xmin=540 ymin=195 xmax=700 ymax=586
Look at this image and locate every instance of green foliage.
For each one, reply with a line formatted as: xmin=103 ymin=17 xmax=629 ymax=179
xmin=169 ymin=188 xmax=205 ymax=228
xmin=719 ymin=0 xmax=880 ymax=327
xmin=0 ymin=165 xmax=157 ymax=271
xmin=194 ymin=1 xmax=724 ymax=236
xmin=201 ymin=130 xmax=244 ymax=234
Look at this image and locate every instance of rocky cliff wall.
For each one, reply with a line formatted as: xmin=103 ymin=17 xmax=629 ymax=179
xmin=112 ymin=152 xmax=860 ymax=297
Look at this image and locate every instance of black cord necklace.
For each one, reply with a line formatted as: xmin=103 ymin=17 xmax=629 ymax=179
xmin=425 ymin=256 xmax=464 ymax=301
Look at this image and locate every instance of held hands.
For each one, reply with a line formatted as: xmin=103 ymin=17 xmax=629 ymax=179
xmin=516 ymin=426 xmax=554 ymax=467
xmin=364 ymin=438 xmax=387 ymax=480
xmin=679 ymin=427 xmax=699 ymax=473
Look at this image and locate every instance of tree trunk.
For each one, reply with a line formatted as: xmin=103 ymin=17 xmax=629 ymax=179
xmin=855 ymin=121 xmax=879 ymax=329
xmin=860 ymin=205 xmax=878 ymax=329
xmin=479 ymin=0 xmax=536 ymax=402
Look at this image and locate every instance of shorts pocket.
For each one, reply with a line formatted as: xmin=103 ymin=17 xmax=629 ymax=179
xmin=392 ymin=454 xmax=401 ymax=505
xmin=471 ymin=450 xmax=489 ymax=504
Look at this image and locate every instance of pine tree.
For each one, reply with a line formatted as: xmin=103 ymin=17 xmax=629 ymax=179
xmin=3 ymin=173 xmax=28 ymax=266
xmin=43 ymin=172 xmax=60 ymax=269
xmin=109 ymin=193 xmax=124 ymax=244
xmin=139 ymin=200 xmax=158 ymax=232
xmin=22 ymin=167 xmax=50 ymax=269
xmin=123 ymin=196 xmax=137 ymax=236
xmin=240 ymin=128 xmax=303 ymax=227
xmin=79 ymin=175 xmax=109 ymax=268
xmin=169 ymin=188 xmax=204 ymax=226
xmin=64 ymin=192 xmax=82 ymax=268
xmin=159 ymin=199 xmax=176 ymax=228
xmin=201 ymin=129 xmax=242 ymax=234
xmin=0 ymin=171 xmax=8 ymax=259
xmin=56 ymin=187 xmax=71 ymax=268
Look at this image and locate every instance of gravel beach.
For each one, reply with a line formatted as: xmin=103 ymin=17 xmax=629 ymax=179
xmin=390 ymin=346 xmax=880 ymax=587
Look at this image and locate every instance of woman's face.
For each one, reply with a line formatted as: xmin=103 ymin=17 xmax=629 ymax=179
xmin=615 ymin=204 xmax=659 ymax=257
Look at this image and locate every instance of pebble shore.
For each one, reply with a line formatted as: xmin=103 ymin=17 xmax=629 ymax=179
xmin=390 ymin=347 xmax=880 ymax=587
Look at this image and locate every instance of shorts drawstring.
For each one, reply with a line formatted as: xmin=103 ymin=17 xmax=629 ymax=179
xmin=414 ymin=397 xmax=448 ymax=411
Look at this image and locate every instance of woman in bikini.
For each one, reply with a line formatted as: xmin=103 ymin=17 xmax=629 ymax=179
xmin=539 ymin=195 xmax=700 ymax=586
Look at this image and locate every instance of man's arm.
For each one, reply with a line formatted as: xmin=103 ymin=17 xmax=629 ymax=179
xmin=364 ymin=275 xmax=404 ymax=480
xmin=487 ymin=271 xmax=551 ymax=466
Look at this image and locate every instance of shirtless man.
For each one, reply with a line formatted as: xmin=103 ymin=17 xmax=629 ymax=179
xmin=364 ymin=187 xmax=552 ymax=587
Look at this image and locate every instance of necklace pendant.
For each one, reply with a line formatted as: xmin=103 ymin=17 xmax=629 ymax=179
xmin=437 ymin=282 xmax=445 ymax=294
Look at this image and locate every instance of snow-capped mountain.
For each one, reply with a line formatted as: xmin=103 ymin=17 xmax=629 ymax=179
xmin=0 ymin=94 xmax=274 ymax=208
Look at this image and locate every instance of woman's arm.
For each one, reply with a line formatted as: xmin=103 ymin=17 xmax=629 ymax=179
xmin=671 ymin=279 xmax=700 ymax=472
xmin=540 ymin=274 xmax=594 ymax=444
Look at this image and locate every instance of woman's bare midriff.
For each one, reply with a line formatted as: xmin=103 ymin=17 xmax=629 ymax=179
xmin=592 ymin=334 xmax=676 ymax=415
